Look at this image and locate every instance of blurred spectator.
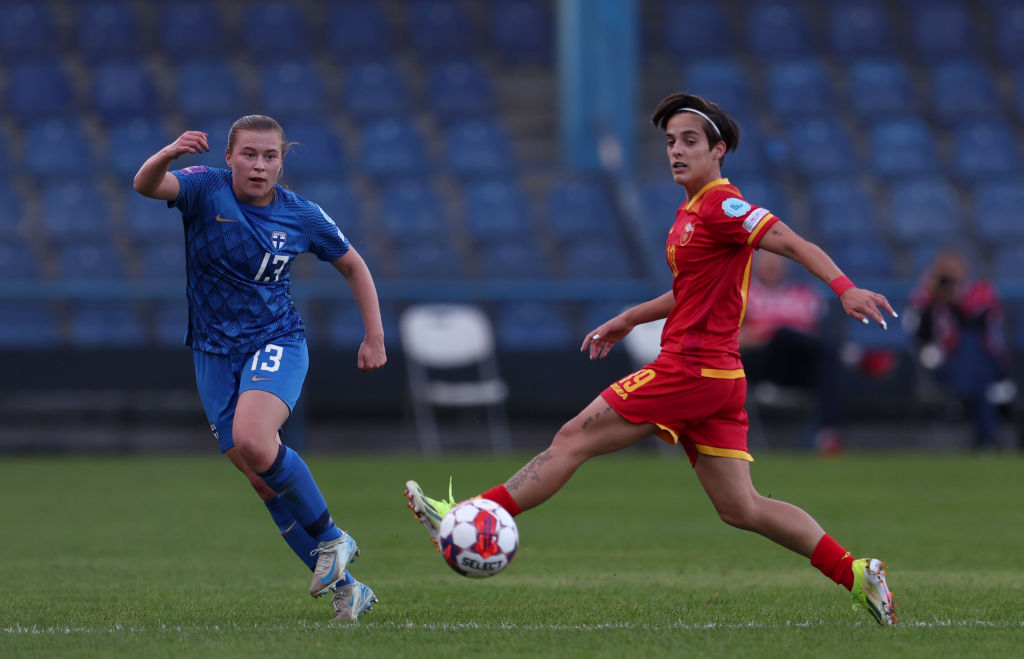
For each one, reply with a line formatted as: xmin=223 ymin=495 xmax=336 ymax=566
xmin=740 ymin=251 xmax=844 ymax=454
xmin=904 ymin=250 xmax=1015 ymax=450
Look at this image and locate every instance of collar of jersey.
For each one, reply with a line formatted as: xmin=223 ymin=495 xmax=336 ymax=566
xmin=684 ymin=178 xmax=731 ymax=212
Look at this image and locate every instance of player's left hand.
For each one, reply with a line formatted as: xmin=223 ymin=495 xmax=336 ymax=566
xmin=840 ymin=287 xmax=898 ymax=329
xmin=357 ymin=338 xmax=387 ymax=372
xmin=580 ymin=315 xmax=633 ymax=360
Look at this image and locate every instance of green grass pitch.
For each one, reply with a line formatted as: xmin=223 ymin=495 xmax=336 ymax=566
xmin=2 ymin=451 xmax=1022 ymax=658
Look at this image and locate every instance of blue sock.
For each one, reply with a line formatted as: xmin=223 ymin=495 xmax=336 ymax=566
xmin=264 ymin=495 xmax=318 ymax=570
xmin=257 ymin=446 xmax=341 ymax=545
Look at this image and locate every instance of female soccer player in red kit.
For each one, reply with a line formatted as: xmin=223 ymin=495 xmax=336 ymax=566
xmin=405 ymin=93 xmax=899 ymax=625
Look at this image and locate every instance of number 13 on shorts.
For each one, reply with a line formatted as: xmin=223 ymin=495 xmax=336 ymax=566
xmin=251 ymin=343 xmax=284 ymax=375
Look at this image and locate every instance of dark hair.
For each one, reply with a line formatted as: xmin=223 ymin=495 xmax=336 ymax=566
xmin=226 ymin=114 xmax=295 ymax=155
xmin=651 ymin=93 xmax=740 ymax=164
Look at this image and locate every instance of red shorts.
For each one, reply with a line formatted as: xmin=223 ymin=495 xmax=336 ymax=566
xmin=600 ymin=351 xmax=751 ymax=466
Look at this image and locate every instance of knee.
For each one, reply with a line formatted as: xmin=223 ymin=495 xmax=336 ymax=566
xmin=713 ymin=496 xmax=761 ymax=531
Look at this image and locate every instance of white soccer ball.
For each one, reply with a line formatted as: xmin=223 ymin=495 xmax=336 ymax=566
xmin=438 ymin=498 xmax=519 ymax=578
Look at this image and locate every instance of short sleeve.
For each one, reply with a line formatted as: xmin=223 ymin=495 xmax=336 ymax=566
xmin=305 ymin=203 xmax=351 ymax=262
xmin=702 ymin=191 xmax=779 ymax=249
xmin=169 ymin=165 xmax=222 ymax=218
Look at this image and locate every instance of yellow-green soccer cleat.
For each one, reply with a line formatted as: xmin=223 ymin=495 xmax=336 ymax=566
xmin=851 ymin=558 xmax=897 ymax=626
xmin=404 ymin=478 xmax=456 ymax=552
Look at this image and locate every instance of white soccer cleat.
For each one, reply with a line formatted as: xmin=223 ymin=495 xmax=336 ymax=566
xmin=851 ymin=557 xmax=897 ymax=626
xmin=331 ymin=580 xmax=378 ymax=622
xmin=309 ymin=532 xmax=359 ymax=598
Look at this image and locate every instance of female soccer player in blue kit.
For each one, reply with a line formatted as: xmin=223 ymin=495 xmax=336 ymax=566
xmin=134 ymin=115 xmax=386 ymax=622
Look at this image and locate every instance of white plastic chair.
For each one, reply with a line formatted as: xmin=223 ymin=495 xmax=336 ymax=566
xmin=399 ymin=303 xmax=511 ymax=455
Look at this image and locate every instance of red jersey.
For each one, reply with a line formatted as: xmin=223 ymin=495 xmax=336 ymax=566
xmin=660 ymin=178 xmax=779 ymax=375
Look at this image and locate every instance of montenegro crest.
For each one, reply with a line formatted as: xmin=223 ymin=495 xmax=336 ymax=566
xmin=677 ymin=221 xmax=695 ymax=246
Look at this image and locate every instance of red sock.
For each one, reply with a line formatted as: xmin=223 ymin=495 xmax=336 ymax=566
xmin=479 ymin=484 xmax=522 ymax=517
xmin=811 ymin=534 xmax=856 ymax=591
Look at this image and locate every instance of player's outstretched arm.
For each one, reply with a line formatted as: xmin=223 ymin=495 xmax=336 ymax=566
xmin=581 ymin=290 xmax=675 ymax=360
xmin=332 ymin=248 xmax=387 ymax=372
xmin=758 ymin=221 xmax=897 ymax=329
xmin=133 ymin=130 xmax=210 ymax=201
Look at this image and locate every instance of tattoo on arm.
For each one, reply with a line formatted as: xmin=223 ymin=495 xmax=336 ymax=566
xmin=505 ymin=450 xmax=553 ymax=493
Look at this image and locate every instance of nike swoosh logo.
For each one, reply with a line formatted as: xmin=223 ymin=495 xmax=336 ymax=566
xmin=215 ymin=214 xmax=238 ymax=223
xmin=251 ymin=376 xmax=273 ymax=382
xmin=319 ymin=555 xmax=338 ymax=583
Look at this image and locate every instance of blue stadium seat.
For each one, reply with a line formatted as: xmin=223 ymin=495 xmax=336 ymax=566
xmin=241 ymin=2 xmax=309 ymax=56
xmin=478 ymin=244 xmax=553 ymax=279
xmin=0 ymin=241 xmax=40 ymax=280
xmin=0 ymin=182 xmax=26 ymax=233
xmin=75 ymin=1 xmax=142 ymax=60
xmin=428 ymin=61 xmax=496 ymax=124
xmin=68 ymin=301 xmax=147 ymax=347
xmin=325 ymin=1 xmax=392 ymax=62
xmin=785 ymin=118 xmax=857 ymax=179
xmin=281 ymin=120 xmax=346 ymax=180
xmin=410 ymin=0 xmax=473 ymax=62
xmin=846 ymin=58 xmax=919 ymax=119
xmin=733 ymin=178 xmax=792 ymax=227
xmin=489 ymin=0 xmax=553 ymax=64
xmin=0 ymin=302 xmax=61 ymax=348
xmin=0 ymin=2 xmax=58 ymax=60
xmin=57 ymin=245 xmax=128 ymax=281
xmin=808 ymin=179 xmax=880 ymax=244
xmin=563 ymin=243 xmax=636 ymax=279
xmin=929 ymin=60 xmax=1002 ymax=125
xmin=971 ymin=179 xmax=1024 ymax=245
xmin=105 ymin=118 xmax=175 ymax=180
xmin=868 ymin=118 xmax=940 ymax=178
xmin=826 ymin=240 xmax=896 ymax=278
xmin=123 ymin=190 xmax=183 ymax=245
xmin=323 ymin=302 xmax=399 ymax=350
xmin=681 ymin=60 xmax=754 ymax=121
xmin=39 ymin=180 xmax=112 ymax=245
xmin=176 ymin=60 xmax=245 ymax=121
xmin=496 ymin=301 xmax=574 ymax=351
xmin=378 ymin=181 xmax=449 ymax=245
xmin=359 ymin=119 xmax=426 ymax=179
xmin=767 ymin=59 xmax=835 ymax=119
xmin=260 ymin=59 xmax=327 ymax=120
xmin=24 ymin=119 xmax=93 ymax=178
xmin=663 ymin=3 xmax=732 ymax=59
xmin=5 ymin=59 xmax=74 ymax=121
xmin=152 ymin=299 xmax=189 ymax=348
xmin=158 ymin=1 xmax=227 ymax=60
xmin=746 ymin=0 xmax=816 ymax=61
xmin=545 ymin=181 xmax=621 ymax=246
xmin=908 ymin=1 xmax=975 ymax=63
xmin=396 ymin=243 xmax=468 ymax=279
xmin=886 ymin=178 xmax=962 ymax=245
xmin=993 ymin=2 xmax=1024 ymax=67
xmin=139 ymin=243 xmax=185 ymax=279
xmin=842 ymin=309 xmax=910 ymax=351
xmin=950 ymin=119 xmax=1022 ymax=183
xmin=463 ymin=180 xmax=532 ymax=244
xmin=828 ymin=0 xmax=896 ymax=60
xmin=91 ymin=61 xmax=160 ymax=119
xmin=444 ymin=119 xmax=515 ymax=179
xmin=993 ymin=244 xmax=1024 ymax=281
xmin=342 ymin=60 xmax=409 ymax=122
xmin=293 ymin=179 xmax=365 ymax=247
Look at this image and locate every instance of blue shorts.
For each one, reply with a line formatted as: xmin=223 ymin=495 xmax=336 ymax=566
xmin=192 ymin=336 xmax=309 ymax=453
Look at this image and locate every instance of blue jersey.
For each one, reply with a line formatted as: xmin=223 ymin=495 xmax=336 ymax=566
xmin=169 ymin=166 xmax=350 ymax=354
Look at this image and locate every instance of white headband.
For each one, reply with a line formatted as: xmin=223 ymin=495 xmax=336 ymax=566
xmin=674 ymin=107 xmax=722 ymax=138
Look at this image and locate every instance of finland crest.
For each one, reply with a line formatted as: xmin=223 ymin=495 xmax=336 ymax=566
xmin=271 ymin=230 xmax=287 ymax=250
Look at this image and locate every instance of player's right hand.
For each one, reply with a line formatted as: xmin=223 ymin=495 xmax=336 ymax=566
xmin=164 ymin=131 xmax=210 ymax=159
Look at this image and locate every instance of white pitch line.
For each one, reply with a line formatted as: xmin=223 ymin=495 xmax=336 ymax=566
xmin=4 ymin=620 xmax=1023 ymax=635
